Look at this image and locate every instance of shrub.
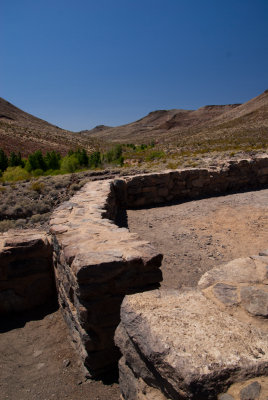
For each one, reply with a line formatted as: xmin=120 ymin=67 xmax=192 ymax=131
xmin=61 ymin=154 xmax=80 ymax=173
xmin=167 ymin=161 xmax=179 ymax=169
xmin=70 ymin=183 xmax=81 ymax=191
xmin=0 ymin=220 xmax=15 ymax=232
xmin=30 ymin=214 xmax=43 ymax=223
xmin=32 ymin=168 xmax=45 ymax=177
xmin=145 ymin=151 xmax=165 ymax=161
xmin=2 ymin=167 xmax=31 ymax=182
xmin=33 ymin=200 xmax=50 ymax=214
xmin=15 ymin=218 xmax=27 ymax=227
xmin=30 ymin=181 xmax=45 ymax=193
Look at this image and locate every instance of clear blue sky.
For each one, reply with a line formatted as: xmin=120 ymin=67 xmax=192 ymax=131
xmin=1 ymin=0 xmax=267 ymax=131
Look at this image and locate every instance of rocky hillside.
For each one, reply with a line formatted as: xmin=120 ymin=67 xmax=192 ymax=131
xmin=1 ymin=90 xmax=267 ymax=156
xmin=81 ymin=90 xmax=268 ymax=150
xmin=0 ymin=98 xmax=96 ymax=156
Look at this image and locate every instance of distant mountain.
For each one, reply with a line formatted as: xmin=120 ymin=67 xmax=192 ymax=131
xmin=81 ymin=90 xmax=268 ymax=148
xmin=1 ymin=90 xmax=267 ymax=156
xmin=0 ymin=98 xmax=96 ymax=156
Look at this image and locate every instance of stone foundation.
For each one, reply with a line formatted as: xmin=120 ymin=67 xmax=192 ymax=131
xmin=0 ymin=230 xmax=54 ymax=314
xmin=116 ymin=156 xmax=268 ymax=208
xmin=115 ymin=251 xmax=268 ymax=400
xmin=50 ymin=180 xmax=163 ymax=377
xmin=1 ymin=156 xmax=268 ymax=380
xmin=49 ymin=156 xmax=268 ymax=378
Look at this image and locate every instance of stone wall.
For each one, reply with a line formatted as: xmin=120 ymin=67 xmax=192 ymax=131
xmin=2 ymin=156 xmax=267 ymax=380
xmin=50 ymin=180 xmax=163 ymax=378
xmin=0 ymin=230 xmax=54 ymax=314
xmin=49 ymin=156 xmax=268 ymax=378
xmin=114 ymin=156 xmax=268 ymax=208
xmin=115 ymin=250 xmax=268 ymax=400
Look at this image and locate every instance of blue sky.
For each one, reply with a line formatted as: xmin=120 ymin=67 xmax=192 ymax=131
xmin=1 ymin=0 xmax=267 ymax=131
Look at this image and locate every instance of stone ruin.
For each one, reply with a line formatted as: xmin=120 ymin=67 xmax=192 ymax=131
xmin=115 ymin=252 xmax=268 ymax=400
xmin=0 ymin=155 xmax=268 ymax=398
xmin=50 ymin=180 xmax=162 ymax=376
xmin=0 ymin=231 xmax=54 ymax=314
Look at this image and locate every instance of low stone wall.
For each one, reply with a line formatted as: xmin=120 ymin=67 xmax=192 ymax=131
xmin=114 ymin=156 xmax=268 ymax=208
xmin=50 ymin=180 xmax=163 ymax=377
xmin=0 ymin=230 xmax=54 ymax=314
xmin=49 ymin=156 xmax=268 ymax=378
xmin=115 ymin=250 xmax=268 ymax=400
xmin=2 ymin=156 xmax=267 ymax=380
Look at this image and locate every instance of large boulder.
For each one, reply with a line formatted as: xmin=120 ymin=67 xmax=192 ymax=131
xmin=116 ymin=252 xmax=268 ymax=399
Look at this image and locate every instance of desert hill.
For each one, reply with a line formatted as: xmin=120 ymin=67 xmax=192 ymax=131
xmin=0 ymin=98 xmax=96 ymax=156
xmin=81 ymin=90 xmax=268 ymax=149
xmin=0 ymin=90 xmax=267 ymax=156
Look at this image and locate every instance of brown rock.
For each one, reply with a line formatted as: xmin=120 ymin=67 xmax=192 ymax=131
xmin=212 ymin=283 xmax=239 ymax=305
xmin=116 ymin=289 xmax=268 ymax=399
xmin=241 ymin=286 xmax=268 ymax=317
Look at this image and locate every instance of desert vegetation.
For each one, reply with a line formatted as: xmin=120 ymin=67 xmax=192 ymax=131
xmin=0 ymin=146 xmax=125 ymax=182
xmin=0 ymin=173 xmax=84 ymax=232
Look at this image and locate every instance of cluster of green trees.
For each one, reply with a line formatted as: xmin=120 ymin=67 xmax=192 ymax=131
xmin=0 ymin=149 xmax=24 ymax=171
xmin=102 ymin=144 xmax=124 ymax=166
xmin=125 ymin=142 xmax=155 ymax=151
xmin=0 ymin=145 xmax=125 ymax=180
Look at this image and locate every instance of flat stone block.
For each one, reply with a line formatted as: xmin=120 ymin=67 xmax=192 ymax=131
xmin=117 ymin=289 xmax=268 ymax=399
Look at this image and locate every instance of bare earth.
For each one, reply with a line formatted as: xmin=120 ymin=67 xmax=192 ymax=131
xmin=1 ymin=189 xmax=268 ymax=399
xmin=127 ymin=188 xmax=268 ymax=289
xmin=0 ymin=305 xmax=119 ymax=400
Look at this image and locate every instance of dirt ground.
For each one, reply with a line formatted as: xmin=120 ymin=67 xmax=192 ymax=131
xmin=1 ymin=188 xmax=267 ymax=400
xmin=127 ymin=188 xmax=268 ymax=289
xmin=0 ymin=303 xmax=119 ymax=400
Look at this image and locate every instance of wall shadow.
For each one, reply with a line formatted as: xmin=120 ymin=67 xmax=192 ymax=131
xmin=0 ymin=299 xmax=59 ymax=334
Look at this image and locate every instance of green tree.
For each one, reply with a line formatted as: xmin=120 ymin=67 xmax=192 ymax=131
xmin=60 ymin=154 xmax=79 ymax=173
xmin=89 ymin=151 xmax=101 ymax=168
xmin=9 ymin=151 xmax=24 ymax=167
xmin=0 ymin=149 xmax=8 ymax=171
xmin=45 ymin=151 xmax=61 ymax=170
xmin=27 ymin=150 xmax=47 ymax=172
xmin=77 ymin=148 xmax=88 ymax=167
xmin=103 ymin=145 xmax=123 ymax=164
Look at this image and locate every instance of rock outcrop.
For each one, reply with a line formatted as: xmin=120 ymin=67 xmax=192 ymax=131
xmin=115 ymin=251 xmax=268 ymax=400
xmin=0 ymin=229 xmax=54 ymax=314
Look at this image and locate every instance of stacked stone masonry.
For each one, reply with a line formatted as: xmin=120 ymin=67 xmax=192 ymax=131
xmin=50 ymin=156 xmax=268 ymax=378
xmin=0 ymin=230 xmax=54 ymax=314
xmin=115 ymin=251 xmax=268 ymax=400
xmin=118 ymin=155 xmax=268 ymax=208
xmin=50 ymin=180 xmax=163 ymax=377
xmin=1 ymin=156 xmax=267 ymax=381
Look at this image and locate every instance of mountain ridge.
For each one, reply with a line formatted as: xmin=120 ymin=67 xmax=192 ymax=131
xmin=0 ymin=90 xmax=267 ymax=156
